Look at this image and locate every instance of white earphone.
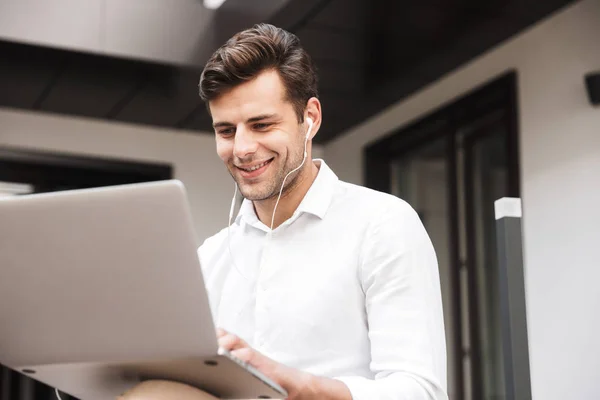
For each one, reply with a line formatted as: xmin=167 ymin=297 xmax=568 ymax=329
xmin=303 ymin=117 xmax=313 ymax=157
xmin=271 ymin=116 xmax=313 ymax=229
xmin=305 ymin=117 xmax=313 ymax=138
xmin=227 ymin=116 xmax=315 ymax=280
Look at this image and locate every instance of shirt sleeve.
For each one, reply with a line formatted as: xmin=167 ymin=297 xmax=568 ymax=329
xmin=335 ymin=198 xmax=448 ymax=400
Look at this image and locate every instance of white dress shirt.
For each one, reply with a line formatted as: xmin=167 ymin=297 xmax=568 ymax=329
xmin=198 ymin=160 xmax=447 ymax=400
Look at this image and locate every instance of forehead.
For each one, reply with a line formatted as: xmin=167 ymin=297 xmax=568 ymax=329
xmin=209 ymin=69 xmax=292 ymax=122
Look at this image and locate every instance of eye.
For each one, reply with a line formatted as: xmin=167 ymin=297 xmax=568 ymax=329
xmin=217 ymin=128 xmax=235 ymax=137
xmin=253 ymin=123 xmax=272 ymax=131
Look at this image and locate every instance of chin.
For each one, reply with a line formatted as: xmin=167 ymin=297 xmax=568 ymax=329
xmin=238 ymin=184 xmax=270 ymax=202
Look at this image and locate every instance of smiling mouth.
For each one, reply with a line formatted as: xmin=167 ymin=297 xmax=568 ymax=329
xmin=237 ymin=158 xmax=273 ymax=172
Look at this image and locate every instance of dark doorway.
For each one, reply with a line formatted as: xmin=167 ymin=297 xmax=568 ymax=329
xmin=0 ymin=147 xmax=172 ymax=194
xmin=365 ymin=71 xmax=520 ymax=400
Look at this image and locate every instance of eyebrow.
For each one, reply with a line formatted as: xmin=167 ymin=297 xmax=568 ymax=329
xmin=247 ymin=113 xmax=277 ymax=123
xmin=212 ymin=114 xmax=278 ymax=129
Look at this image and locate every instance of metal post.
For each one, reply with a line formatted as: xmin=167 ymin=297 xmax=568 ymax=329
xmin=494 ymin=197 xmax=532 ymax=400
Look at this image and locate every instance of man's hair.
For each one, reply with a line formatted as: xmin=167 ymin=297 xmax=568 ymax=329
xmin=199 ymin=23 xmax=318 ymax=122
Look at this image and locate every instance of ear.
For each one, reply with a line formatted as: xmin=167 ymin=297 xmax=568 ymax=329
xmin=304 ymin=97 xmax=322 ymax=140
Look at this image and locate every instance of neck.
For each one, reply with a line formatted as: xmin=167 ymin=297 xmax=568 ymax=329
xmin=254 ymin=160 xmax=319 ymax=230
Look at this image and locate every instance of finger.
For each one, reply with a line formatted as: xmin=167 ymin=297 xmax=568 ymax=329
xmin=230 ymin=347 xmax=256 ymax=364
xmin=216 ymin=327 xmax=227 ymax=338
xmin=231 ymin=347 xmax=276 ymax=373
xmin=218 ymin=333 xmax=247 ymax=351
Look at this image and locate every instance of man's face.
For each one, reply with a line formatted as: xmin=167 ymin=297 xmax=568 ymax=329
xmin=209 ymin=69 xmax=307 ymax=201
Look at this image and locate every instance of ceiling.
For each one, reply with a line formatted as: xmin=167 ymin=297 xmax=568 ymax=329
xmin=0 ymin=0 xmax=575 ymax=144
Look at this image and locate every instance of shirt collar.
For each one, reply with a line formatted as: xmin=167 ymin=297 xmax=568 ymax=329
xmin=234 ymin=159 xmax=338 ymax=226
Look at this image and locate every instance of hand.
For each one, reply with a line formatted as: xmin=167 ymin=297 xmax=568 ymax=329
xmin=217 ymin=328 xmax=315 ymax=399
xmin=118 ymin=329 xmax=351 ymax=400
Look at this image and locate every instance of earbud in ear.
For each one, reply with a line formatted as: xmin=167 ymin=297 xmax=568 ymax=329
xmin=305 ymin=117 xmax=314 ymax=139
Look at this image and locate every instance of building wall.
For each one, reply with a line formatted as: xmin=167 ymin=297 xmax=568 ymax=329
xmin=324 ymin=0 xmax=600 ymax=398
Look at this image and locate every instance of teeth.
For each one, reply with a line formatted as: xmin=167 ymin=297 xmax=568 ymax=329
xmin=245 ymin=160 xmax=269 ymax=172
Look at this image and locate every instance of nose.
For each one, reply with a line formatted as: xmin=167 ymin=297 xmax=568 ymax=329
xmin=233 ymin=126 xmax=258 ymax=160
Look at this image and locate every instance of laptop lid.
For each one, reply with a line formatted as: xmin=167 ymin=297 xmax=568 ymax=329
xmin=0 ymin=180 xmax=218 ymax=368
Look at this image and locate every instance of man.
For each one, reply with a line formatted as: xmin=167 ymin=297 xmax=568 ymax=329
xmin=121 ymin=23 xmax=447 ymax=400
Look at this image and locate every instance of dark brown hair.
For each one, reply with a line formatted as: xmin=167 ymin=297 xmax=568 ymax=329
xmin=199 ymin=23 xmax=318 ymax=122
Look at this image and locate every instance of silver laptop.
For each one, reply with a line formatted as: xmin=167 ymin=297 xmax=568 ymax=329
xmin=0 ymin=180 xmax=286 ymax=400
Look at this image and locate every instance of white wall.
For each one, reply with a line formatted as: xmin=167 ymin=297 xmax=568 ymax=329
xmin=325 ymin=0 xmax=600 ymax=399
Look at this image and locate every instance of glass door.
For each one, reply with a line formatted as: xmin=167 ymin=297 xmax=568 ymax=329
xmin=391 ymin=137 xmax=459 ymax=399
xmin=461 ymin=117 xmax=511 ymax=400
xmin=391 ymin=118 xmax=516 ymax=399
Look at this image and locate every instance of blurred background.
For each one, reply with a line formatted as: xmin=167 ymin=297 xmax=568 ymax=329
xmin=1 ymin=0 xmax=599 ymax=399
